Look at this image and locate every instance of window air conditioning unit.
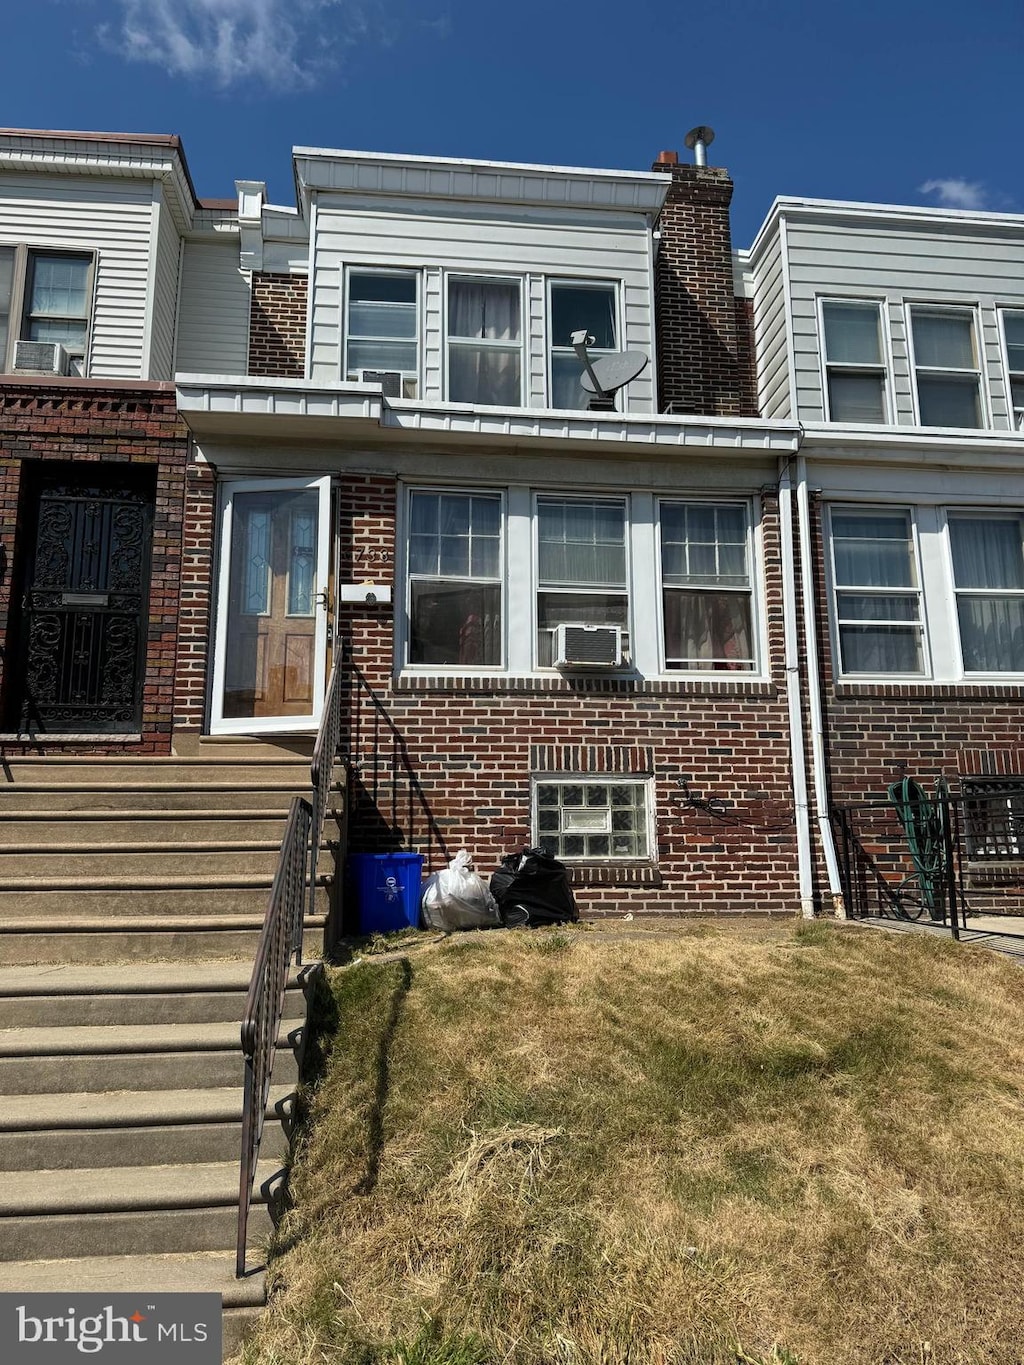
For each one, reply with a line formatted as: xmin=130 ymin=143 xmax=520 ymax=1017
xmin=360 ymin=369 xmax=402 ymax=398
xmin=553 ymin=623 xmax=623 ymax=669
xmin=12 ymin=340 xmax=73 ymax=376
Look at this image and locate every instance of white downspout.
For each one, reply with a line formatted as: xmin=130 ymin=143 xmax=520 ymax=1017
xmin=795 ymin=456 xmax=846 ymax=916
xmin=778 ymin=457 xmax=815 ymax=918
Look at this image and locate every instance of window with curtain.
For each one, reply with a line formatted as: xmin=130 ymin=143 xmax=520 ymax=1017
xmin=0 ymin=246 xmax=13 ymax=369
xmin=345 ymin=271 xmax=418 ymax=396
xmin=536 ymin=496 xmax=628 ymax=667
xmin=534 ymin=778 xmax=650 ymax=860
xmin=407 ymin=491 xmax=502 ymax=666
xmin=660 ymin=502 xmax=755 ymax=671
xmin=821 ymin=300 xmax=888 ymax=422
xmin=948 ymin=515 xmax=1024 ymax=672
xmin=910 ymin=306 xmax=982 ymax=428
xmin=830 ymin=509 xmax=925 ymax=674
xmin=1001 ymin=310 xmax=1024 ymax=430
xmin=447 ymin=277 xmax=522 ymax=406
xmin=549 ymin=282 xmax=617 ymax=410
xmin=24 ymin=252 xmax=91 ymax=370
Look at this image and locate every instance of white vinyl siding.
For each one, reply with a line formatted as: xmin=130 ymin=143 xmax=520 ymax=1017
xmin=751 ymin=232 xmax=792 ymax=418
xmin=149 ymin=188 xmax=181 ymax=381
xmin=310 ymin=195 xmax=656 ymax=411
xmin=176 ymin=240 xmax=251 ymax=375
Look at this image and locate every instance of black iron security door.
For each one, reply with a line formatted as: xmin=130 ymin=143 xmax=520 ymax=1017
xmin=12 ymin=466 xmax=155 ymax=733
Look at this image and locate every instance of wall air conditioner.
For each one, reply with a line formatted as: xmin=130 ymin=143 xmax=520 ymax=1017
xmin=12 ymin=340 xmax=73 ymax=376
xmin=553 ymin=623 xmax=623 ymax=670
xmin=360 ymin=369 xmax=402 ymax=398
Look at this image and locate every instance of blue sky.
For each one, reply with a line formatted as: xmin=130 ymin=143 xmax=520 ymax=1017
xmin=5 ymin=0 xmax=1022 ymax=246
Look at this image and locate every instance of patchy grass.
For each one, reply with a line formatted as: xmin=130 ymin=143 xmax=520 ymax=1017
xmin=238 ymin=921 xmax=1024 ymax=1365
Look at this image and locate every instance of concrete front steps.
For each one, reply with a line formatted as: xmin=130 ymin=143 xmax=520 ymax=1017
xmin=0 ymin=748 xmax=339 ymax=1359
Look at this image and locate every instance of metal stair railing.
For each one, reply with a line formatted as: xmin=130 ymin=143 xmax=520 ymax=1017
xmin=309 ymin=649 xmax=347 ymax=924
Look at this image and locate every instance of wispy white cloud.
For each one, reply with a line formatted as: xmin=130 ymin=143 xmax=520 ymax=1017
xmin=94 ymin=0 xmax=402 ymax=91
xmin=918 ymin=177 xmax=990 ymax=211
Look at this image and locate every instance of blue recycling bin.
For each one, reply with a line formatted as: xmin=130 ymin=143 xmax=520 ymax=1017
xmin=348 ymin=852 xmax=424 ymax=934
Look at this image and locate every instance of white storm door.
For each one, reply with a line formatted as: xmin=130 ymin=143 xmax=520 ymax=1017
xmin=211 ymin=475 xmax=331 ymax=734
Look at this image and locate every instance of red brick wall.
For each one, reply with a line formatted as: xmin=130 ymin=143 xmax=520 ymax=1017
xmin=248 ymin=273 xmax=307 ymax=378
xmin=652 ymin=159 xmax=759 ymax=418
xmin=173 ymin=459 xmax=216 ymax=732
xmin=337 ymin=474 xmax=802 ymax=917
xmin=0 ymin=379 xmax=188 ymax=754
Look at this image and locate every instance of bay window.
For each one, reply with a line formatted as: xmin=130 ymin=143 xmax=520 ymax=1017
xmin=948 ymin=515 xmax=1024 ymax=673
xmin=549 ymin=282 xmax=617 ymax=410
xmin=829 ymin=509 xmax=925 ymax=675
xmin=910 ymin=306 xmax=982 ymax=428
xmin=660 ymin=501 xmax=755 ymax=671
xmin=821 ymin=300 xmax=888 ymax=422
xmin=536 ymin=496 xmax=628 ymax=667
xmin=447 ymin=277 xmax=522 ymax=406
xmin=406 ymin=491 xmax=503 ymax=667
xmin=345 ymin=271 xmax=419 ymax=396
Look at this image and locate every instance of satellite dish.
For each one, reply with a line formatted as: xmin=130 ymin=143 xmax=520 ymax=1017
xmin=580 ymin=351 xmax=649 ymax=395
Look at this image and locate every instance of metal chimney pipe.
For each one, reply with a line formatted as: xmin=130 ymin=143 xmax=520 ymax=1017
xmin=684 ymin=125 xmax=715 ymax=167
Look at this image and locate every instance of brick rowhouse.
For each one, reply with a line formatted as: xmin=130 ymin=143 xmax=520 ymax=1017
xmin=0 ymin=379 xmax=189 ymax=754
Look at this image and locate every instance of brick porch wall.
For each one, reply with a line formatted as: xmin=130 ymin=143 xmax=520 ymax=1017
xmin=0 ymin=380 xmax=188 ymax=754
xmin=337 ymin=473 xmax=801 ymax=917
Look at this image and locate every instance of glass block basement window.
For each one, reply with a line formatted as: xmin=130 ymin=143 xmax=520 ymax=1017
xmin=534 ymin=780 xmax=649 ymax=859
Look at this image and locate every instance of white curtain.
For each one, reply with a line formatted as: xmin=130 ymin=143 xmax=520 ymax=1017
xmin=449 ymin=280 xmax=521 ymax=406
xmin=950 ymin=518 xmax=1024 ymax=670
xmin=537 ymin=499 xmax=625 ymax=585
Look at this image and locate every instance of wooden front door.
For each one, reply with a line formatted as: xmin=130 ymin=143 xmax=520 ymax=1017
xmin=213 ymin=476 xmax=331 ymax=733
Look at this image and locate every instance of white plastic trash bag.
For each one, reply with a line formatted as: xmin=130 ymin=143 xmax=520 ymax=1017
xmin=421 ymin=849 xmax=501 ymax=931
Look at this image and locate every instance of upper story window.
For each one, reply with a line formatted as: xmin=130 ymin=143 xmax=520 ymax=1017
xmin=909 ymin=306 xmax=982 ymax=428
xmin=345 ymin=270 xmax=419 ymax=397
xmin=660 ymin=501 xmax=755 ymax=671
xmin=0 ymin=246 xmax=92 ymax=375
xmin=821 ymin=300 xmax=888 ymax=423
xmin=406 ymin=490 xmax=503 ymax=667
xmin=1000 ymin=310 xmax=1024 ymax=431
xmin=536 ymin=495 xmax=628 ymax=667
xmin=947 ymin=514 xmax=1024 ymax=673
xmin=829 ymin=508 xmax=925 ymax=675
xmin=447 ymin=277 xmax=522 ymax=406
xmin=549 ymin=282 xmax=617 ymax=410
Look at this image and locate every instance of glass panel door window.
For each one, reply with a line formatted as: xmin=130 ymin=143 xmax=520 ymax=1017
xmin=830 ymin=509 xmax=925 ymax=674
xmin=948 ymin=515 xmax=1024 ymax=672
xmin=213 ymin=476 xmax=331 ymax=733
xmin=345 ymin=272 xmax=418 ymax=396
xmin=660 ymin=502 xmax=755 ymax=670
xmin=1001 ymin=310 xmax=1024 ymax=430
xmin=534 ymin=779 xmax=649 ymax=860
xmin=910 ymin=306 xmax=982 ymax=428
xmin=821 ymin=300 xmax=888 ymax=422
xmin=447 ymin=278 xmax=522 ymax=406
xmin=407 ymin=491 xmax=502 ymax=666
xmin=536 ymin=496 xmax=627 ymax=666
xmin=549 ymin=283 xmax=617 ymax=410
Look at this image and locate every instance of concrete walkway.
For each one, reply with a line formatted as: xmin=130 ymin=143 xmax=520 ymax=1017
xmin=858 ymin=913 xmax=1024 ymax=963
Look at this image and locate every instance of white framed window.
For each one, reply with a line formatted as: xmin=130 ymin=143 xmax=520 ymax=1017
xmin=828 ymin=507 xmax=926 ymax=675
xmin=909 ymin=305 xmax=983 ymax=428
xmin=999 ymin=309 xmax=1024 ymax=431
xmin=406 ymin=489 xmax=503 ymax=668
xmin=820 ymin=299 xmax=889 ymax=423
xmin=659 ymin=500 xmax=756 ymax=672
xmin=548 ymin=281 xmax=618 ymax=410
xmin=446 ymin=275 xmax=523 ymax=406
xmin=0 ymin=245 xmax=93 ymax=374
xmin=533 ymin=776 xmax=652 ymax=860
xmin=947 ymin=513 xmax=1024 ymax=673
xmin=344 ymin=269 xmax=419 ymax=397
xmin=535 ymin=494 xmax=629 ymax=668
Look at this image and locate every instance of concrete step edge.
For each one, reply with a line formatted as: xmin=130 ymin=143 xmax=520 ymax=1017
xmin=0 ymin=1084 xmax=296 ymax=1132
xmin=0 ymin=963 xmax=310 ymax=997
xmin=0 ymin=1159 xmax=283 ymax=1217
xmin=0 ymin=915 xmax=327 ymax=933
xmin=0 ymin=1019 xmax=303 ymax=1058
xmin=0 ymin=1252 xmax=266 ymax=1306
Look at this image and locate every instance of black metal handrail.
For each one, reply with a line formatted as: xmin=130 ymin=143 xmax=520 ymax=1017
xmin=236 ymin=795 xmax=312 ymax=1278
xmin=309 ymin=649 xmax=346 ymax=922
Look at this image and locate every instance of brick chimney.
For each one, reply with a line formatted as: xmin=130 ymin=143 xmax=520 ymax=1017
xmin=652 ymin=146 xmax=758 ymax=418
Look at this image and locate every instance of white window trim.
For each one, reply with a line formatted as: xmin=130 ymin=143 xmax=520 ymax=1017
xmin=906 ymin=301 xmax=988 ymax=430
xmin=997 ymin=306 xmax=1024 ymax=432
xmin=940 ymin=507 xmax=1024 ymax=680
xmin=653 ymin=495 xmax=766 ymax=678
xmin=343 ymin=265 xmax=421 ymax=396
xmin=816 ymin=295 xmax=893 ymax=425
xmin=530 ymin=773 xmax=656 ymax=863
xmin=0 ymin=241 xmax=97 ymax=375
xmin=443 ymin=271 xmax=525 ymax=407
xmin=825 ymin=502 xmax=932 ymax=681
xmin=545 ymin=277 xmax=622 ymax=411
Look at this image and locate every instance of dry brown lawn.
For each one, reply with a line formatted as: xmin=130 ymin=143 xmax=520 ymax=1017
xmin=238 ymin=919 xmax=1024 ymax=1365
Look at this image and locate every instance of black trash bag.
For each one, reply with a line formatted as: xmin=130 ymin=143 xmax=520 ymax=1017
xmin=489 ymin=847 xmax=578 ymax=927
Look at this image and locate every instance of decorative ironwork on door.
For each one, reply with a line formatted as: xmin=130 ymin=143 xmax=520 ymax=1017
xmin=17 ymin=474 xmax=154 ymax=733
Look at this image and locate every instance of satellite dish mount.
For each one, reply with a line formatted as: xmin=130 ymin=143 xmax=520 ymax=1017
xmin=570 ymin=331 xmax=649 ymax=411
